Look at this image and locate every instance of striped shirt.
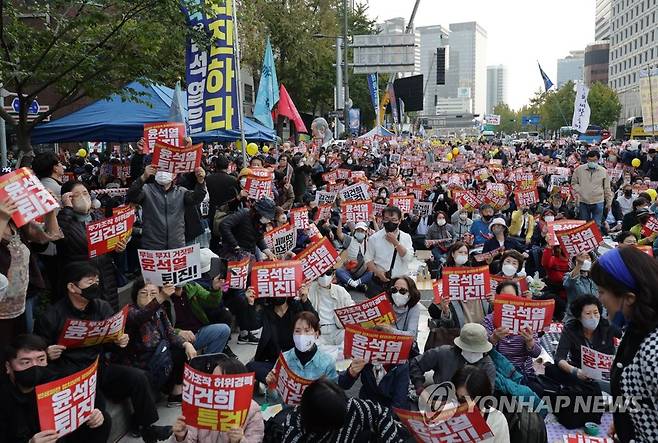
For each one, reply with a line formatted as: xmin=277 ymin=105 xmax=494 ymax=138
xmin=482 ymin=313 xmax=541 ymax=376
xmin=281 ymin=398 xmax=403 ymax=443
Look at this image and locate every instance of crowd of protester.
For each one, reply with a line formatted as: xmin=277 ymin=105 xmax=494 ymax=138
xmin=2 ymin=126 xmax=658 ymax=443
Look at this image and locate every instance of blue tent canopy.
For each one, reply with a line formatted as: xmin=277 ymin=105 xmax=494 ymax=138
xmin=31 ymin=81 xmax=275 ymax=144
xmin=358 ymin=125 xmax=395 ymax=139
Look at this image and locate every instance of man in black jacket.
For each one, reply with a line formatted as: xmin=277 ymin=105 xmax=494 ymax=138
xmin=34 ymin=262 xmax=171 ymax=443
xmin=205 ymin=155 xmax=240 ymax=251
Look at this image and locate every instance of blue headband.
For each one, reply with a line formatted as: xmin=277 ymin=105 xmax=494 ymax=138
xmin=597 ymin=248 xmax=638 ymax=291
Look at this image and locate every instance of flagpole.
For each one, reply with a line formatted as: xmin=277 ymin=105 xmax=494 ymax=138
xmin=232 ymin=0 xmax=247 ymax=165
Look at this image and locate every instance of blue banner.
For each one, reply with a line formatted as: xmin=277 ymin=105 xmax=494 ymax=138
xmin=185 ymin=1 xmax=240 ymax=134
xmin=367 ymin=73 xmax=379 ymax=114
xmin=348 ymin=108 xmax=360 ymax=136
xmin=253 ymin=38 xmax=279 ymax=129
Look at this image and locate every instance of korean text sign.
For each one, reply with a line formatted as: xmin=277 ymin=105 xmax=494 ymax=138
xmin=143 ymin=122 xmax=185 ymax=154
xmin=86 ymin=208 xmax=135 ymax=258
xmin=58 ymin=306 xmax=129 ymax=347
xmin=580 ymin=346 xmax=613 ymax=381
xmin=244 ymin=176 xmax=273 ymax=200
xmin=341 ymin=200 xmax=373 ymax=224
xmin=0 ymin=167 xmax=59 ymax=228
xmin=557 ymin=220 xmax=603 ymax=257
xmin=250 ymin=260 xmax=303 ymax=298
xmin=334 ymin=292 xmax=396 ymax=328
xmin=227 ymin=257 xmax=250 ymax=289
xmin=296 ymin=237 xmax=339 ymax=282
xmin=151 ymin=140 xmax=202 ymax=174
xmin=181 ymin=364 xmax=254 ymax=431
xmin=492 ymin=293 xmax=555 ymax=334
xmin=394 ymin=405 xmax=494 ymax=443
xmin=263 ymin=223 xmax=297 ymax=256
xmin=442 ymin=266 xmax=491 ymax=301
xmin=343 ymin=324 xmax=413 ymax=364
xmin=390 ymin=195 xmax=414 ymax=214
xmin=339 ymin=183 xmax=370 ymax=202
xmin=546 ymin=219 xmax=586 ymax=247
xmin=273 ymin=354 xmax=313 ymax=406
xmin=514 ymin=188 xmax=539 ymax=207
xmin=289 ymin=207 xmax=310 ymax=230
xmin=641 ymin=216 xmax=658 ymax=237
xmin=36 ymin=358 xmax=98 ymax=437
xmin=138 ymin=244 xmax=201 ymax=286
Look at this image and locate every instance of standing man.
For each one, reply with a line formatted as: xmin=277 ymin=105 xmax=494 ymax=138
xmin=32 ymin=152 xmax=66 ymax=202
xmin=205 ymin=155 xmax=240 ymax=251
xmin=571 ymin=150 xmax=612 ymax=228
xmin=364 ymin=206 xmax=415 ymax=298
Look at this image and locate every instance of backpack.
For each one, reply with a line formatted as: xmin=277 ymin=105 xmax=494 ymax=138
xmin=504 ymin=408 xmax=548 ymax=443
xmin=212 ymin=202 xmax=231 ymax=236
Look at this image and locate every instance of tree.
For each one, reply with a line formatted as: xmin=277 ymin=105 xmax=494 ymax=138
xmin=588 ymin=81 xmax=622 ymax=128
xmin=540 ymin=81 xmax=575 ymax=132
xmin=0 ymin=0 xmax=199 ymax=158
xmin=491 ymin=103 xmax=519 ymax=135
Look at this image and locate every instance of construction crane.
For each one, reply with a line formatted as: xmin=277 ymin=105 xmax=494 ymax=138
xmin=405 ymin=0 xmax=422 ymax=34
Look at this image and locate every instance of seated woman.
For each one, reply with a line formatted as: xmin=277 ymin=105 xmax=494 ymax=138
xmin=425 ymin=211 xmax=456 ymax=266
xmin=546 ymin=294 xmax=621 ymax=393
xmin=452 ymin=366 xmax=510 ymax=443
xmin=265 ymin=312 xmax=337 ymax=404
xmin=482 ymin=281 xmax=541 ymax=380
xmin=482 ymin=218 xmax=525 ymax=254
xmin=121 ymin=279 xmax=196 ymax=404
xmin=540 ymin=244 xmax=570 ymax=320
xmin=616 ymin=230 xmax=638 ymax=246
xmin=170 ymin=355 xmax=264 ymax=442
xmin=387 ymin=276 xmax=421 ymax=339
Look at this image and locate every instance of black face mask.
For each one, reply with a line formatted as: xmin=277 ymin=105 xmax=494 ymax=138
xmin=383 ymin=221 xmax=399 ymax=232
xmin=13 ymin=365 xmax=47 ymax=390
xmin=79 ymin=283 xmax=101 ymax=301
xmin=481 ymin=215 xmax=493 ymax=222
xmin=271 ymin=297 xmax=287 ymax=306
xmin=624 ymin=190 xmax=632 ymax=198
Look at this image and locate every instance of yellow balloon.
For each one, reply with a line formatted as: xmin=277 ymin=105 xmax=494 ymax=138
xmin=235 ymin=140 xmax=242 ymax=150
xmin=262 ymin=145 xmax=270 ymax=154
xmin=647 ymin=189 xmax=657 ymax=202
xmin=452 ymin=147 xmax=459 ymax=156
xmin=246 ymin=142 xmax=259 ymax=157
xmin=632 ymin=158 xmax=641 ymax=168
xmin=446 ymin=153 xmax=453 ymax=161
xmin=77 ymin=149 xmax=87 ymax=158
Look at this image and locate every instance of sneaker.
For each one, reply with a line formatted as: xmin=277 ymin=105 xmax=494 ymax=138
xmin=237 ymin=332 xmax=259 ymax=345
xmin=141 ymin=425 xmax=173 ymax=443
xmin=223 ymin=345 xmax=238 ymax=359
xmin=356 ymin=284 xmax=368 ymax=293
xmin=167 ymin=394 xmax=182 ymax=407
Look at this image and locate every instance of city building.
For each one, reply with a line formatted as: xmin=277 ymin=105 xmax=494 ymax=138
xmin=417 ymin=25 xmax=450 ymax=115
xmin=557 ymin=50 xmax=585 ymax=87
xmin=584 ymin=41 xmax=610 ymax=87
xmin=609 ymin=0 xmax=658 ymax=122
xmin=596 ymin=0 xmax=613 ymax=41
xmin=486 ymin=64 xmax=508 ymax=114
xmin=377 ymin=17 xmax=406 ymax=34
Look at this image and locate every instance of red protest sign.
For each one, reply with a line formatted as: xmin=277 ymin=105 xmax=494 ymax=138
xmin=36 ymin=358 xmax=98 ymax=437
xmin=453 ymin=190 xmax=481 ymax=212
xmin=248 ymin=167 xmax=273 ymax=180
xmin=636 ymin=245 xmax=654 ymax=256
xmin=514 ymin=188 xmax=539 ymax=207
xmin=0 ymin=167 xmax=59 ymax=228
xmin=557 ymin=220 xmax=603 ymax=257
xmin=394 ymin=405 xmax=494 ymax=443
xmin=442 ymin=266 xmax=491 ymax=301
xmin=143 ymin=122 xmax=185 ymax=154
xmin=580 ymin=346 xmax=613 ymax=381
xmin=432 ymin=279 xmax=444 ymax=303
xmin=390 ymin=195 xmax=414 ymax=214
xmin=313 ymin=203 xmax=332 ymax=222
xmin=563 ymin=435 xmax=614 ymax=443
xmin=263 ymin=223 xmax=297 ymax=256
xmin=58 ymin=306 xmax=129 ymax=347
xmin=181 ymin=364 xmax=255 ymax=431
xmin=343 ymin=324 xmax=414 ymax=364
xmin=334 ymin=292 xmax=396 ymax=328
xmin=273 ymin=354 xmax=314 ymax=406
xmin=227 ymin=257 xmax=250 ymax=289
xmin=250 ymin=260 xmax=303 ymax=298
xmin=341 ymin=200 xmax=373 ymax=224
xmin=373 ymin=202 xmax=387 ymax=217
xmin=490 ymin=274 xmax=529 ymax=294
xmin=289 ymin=207 xmax=310 ymax=230
xmin=86 ymin=209 xmax=135 ymax=258
xmin=641 ymin=216 xmax=658 ymax=237
xmin=296 ymin=237 xmax=339 ymax=282
xmin=492 ymin=293 xmax=554 ymax=334
xmin=151 ymin=140 xmax=202 ymax=174
xmin=321 ymin=170 xmax=338 ymax=184
xmin=547 ymin=219 xmax=586 ymax=247
xmin=244 ymin=176 xmax=273 ymax=200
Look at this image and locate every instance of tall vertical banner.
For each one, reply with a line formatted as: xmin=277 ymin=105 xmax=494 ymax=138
xmin=348 ymin=108 xmax=360 ymax=136
xmin=639 ymin=68 xmax=658 ymax=134
xmin=185 ymin=1 xmax=239 ymax=134
xmin=388 ymin=80 xmax=399 ymax=127
xmin=367 ymin=73 xmax=380 ymax=125
xmin=572 ymin=82 xmax=591 ymax=133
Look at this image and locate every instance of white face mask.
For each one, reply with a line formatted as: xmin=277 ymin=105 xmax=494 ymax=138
xmin=437 ymin=219 xmax=446 ymax=226
xmin=454 ymin=254 xmax=468 ymax=266
xmin=544 ymin=215 xmax=555 ymax=223
xmin=260 ymin=217 xmax=271 ymax=225
xmin=317 ymin=275 xmax=333 ymax=288
xmin=155 ymin=171 xmax=174 ymax=186
xmin=293 ymin=334 xmax=316 ymax=352
xmin=354 ymin=231 xmax=366 ymax=242
xmin=462 ymin=350 xmax=484 ymax=364
xmin=581 ymin=316 xmax=600 ymax=330
xmin=459 ymin=213 xmax=468 ymax=221
xmin=502 ymin=263 xmax=517 ymax=277
xmin=391 ymin=291 xmax=409 ymax=307
xmin=347 ymin=159 xmax=353 ymax=165
xmin=580 ymin=259 xmax=592 ymax=272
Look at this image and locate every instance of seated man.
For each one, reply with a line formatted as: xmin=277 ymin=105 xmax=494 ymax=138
xmin=34 ymin=261 xmax=171 ymax=443
xmin=335 ymin=221 xmax=373 ymax=292
xmin=0 ymin=334 xmax=110 ymax=443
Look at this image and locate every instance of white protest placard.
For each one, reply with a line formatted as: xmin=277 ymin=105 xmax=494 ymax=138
xmin=138 ymin=244 xmax=201 ymax=286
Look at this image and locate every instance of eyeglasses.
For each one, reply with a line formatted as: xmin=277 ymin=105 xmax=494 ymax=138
xmin=390 ymin=287 xmax=408 ymax=295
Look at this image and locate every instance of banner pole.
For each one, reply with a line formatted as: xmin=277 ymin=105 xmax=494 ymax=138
xmin=232 ymin=0 xmax=248 ymax=165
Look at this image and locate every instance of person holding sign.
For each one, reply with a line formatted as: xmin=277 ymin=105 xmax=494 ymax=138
xmin=306 ymin=269 xmax=355 ymax=349
xmin=562 ymin=252 xmax=597 ymax=324
xmin=0 ymin=334 xmax=110 ymax=443
xmin=335 ymin=221 xmax=373 ymax=292
xmin=629 ymin=207 xmax=658 ymax=247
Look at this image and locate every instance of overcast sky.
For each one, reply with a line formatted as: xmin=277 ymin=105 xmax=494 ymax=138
xmin=366 ymin=0 xmax=596 ymax=110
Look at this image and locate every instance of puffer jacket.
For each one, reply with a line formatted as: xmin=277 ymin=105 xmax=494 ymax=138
xmin=489 ymin=348 xmax=546 ymax=418
xmin=56 ymin=207 xmax=120 ymax=310
xmin=127 ymin=178 xmax=206 ymax=250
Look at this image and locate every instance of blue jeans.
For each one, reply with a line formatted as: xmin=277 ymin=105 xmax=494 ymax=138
xmin=578 ymin=202 xmax=604 ymax=228
xmin=336 ymin=267 xmax=373 ymax=285
xmin=194 ymin=324 xmax=231 ymax=355
xmin=246 ymin=360 xmax=276 ymax=384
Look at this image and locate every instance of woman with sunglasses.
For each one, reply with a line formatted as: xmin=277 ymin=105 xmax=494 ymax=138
xmin=386 ymin=276 xmax=421 ymax=339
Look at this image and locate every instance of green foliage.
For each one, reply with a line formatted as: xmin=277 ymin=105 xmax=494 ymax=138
xmin=588 ymin=82 xmax=622 ymax=128
xmin=540 ymin=81 xmax=575 ymax=131
xmin=491 ymin=103 xmax=519 ymax=134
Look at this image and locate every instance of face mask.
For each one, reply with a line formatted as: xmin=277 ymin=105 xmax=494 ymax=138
xmin=580 ymin=260 xmax=592 ymax=272
xmin=481 ymin=215 xmax=492 ymax=222
xmin=454 ymin=254 xmax=468 ymax=266
xmin=271 ymin=297 xmax=287 ymax=306
xmin=502 ymin=264 xmax=517 ymax=277
xmin=624 ymin=190 xmax=632 ymax=198
xmin=293 ymin=334 xmax=316 ymax=352
xmin=437 ymin=219 xmax=446 ymax=226
xmin=609 ymin=155 xmax=617 ymax=162
xmin=347 ymin=159 xmax=353 ymax=165
xmin=354 ymin=232 xmax=366 ymax=242
xmin=13 ymin=365 xmax=47 ymax=389
xmin=581 ymin=316 xmax=600 ymax=330
xmin=317 ymin=275 xmax=333 ymax=288
xmin=391 ymin=291 xmax=409 ymax=307
xmin=462 ymin=350 xmax=484 ymax=364
xmin=320 ymin=156 xmax=326 ymax=163
xmin=72 ymin=196 xmax=91 ymax=214
xmin=587 ymin=161 xmax=598 ymax=169
xmin=79 ymin=283 xmax=101 ymax=301
xmin=544 ymin=215 xmax=555 ymax=223
xmin=155 ymin=171 xmax=174 ymax=186
xmin=298 ymin=160 xmax=305 ymax=167
xmin=383 ymin=221 xmax=399 ymax=232
xmin=91 ymin=198 xmax=101 ymax=210
xmin=379 ymin=191 xmax=387 ymax=197
xmin=260 ymin=217 xmax=271 ymax=225
xmin=459 ymin=213 xmax=468 ymax=221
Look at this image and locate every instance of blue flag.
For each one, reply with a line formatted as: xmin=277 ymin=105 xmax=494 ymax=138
xmin=538 ymin=62 xmax=554 ymax=92
xmin=367 ymin=73 xmax=379 ymax=113
xmin=169 ymin=81 xmax=186 ymax=126
xmin=254 ymin=38 xmax=279 ymax=129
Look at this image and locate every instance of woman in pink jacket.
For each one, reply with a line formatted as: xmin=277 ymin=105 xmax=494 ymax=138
xmin=169 ymin=356 xmax=264 ymax=443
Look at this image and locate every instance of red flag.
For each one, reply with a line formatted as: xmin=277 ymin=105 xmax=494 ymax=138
xmin=275 ymin=84 xmax=308 ymax=133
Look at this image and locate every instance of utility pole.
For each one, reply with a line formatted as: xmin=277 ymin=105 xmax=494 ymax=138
xmin=335 ymin=37 xmax=343 ymax=139
xmin=648 ymin=64 xmax=656 ymax=140
xmin=343 ymin=0 xmax=350 ymax=137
